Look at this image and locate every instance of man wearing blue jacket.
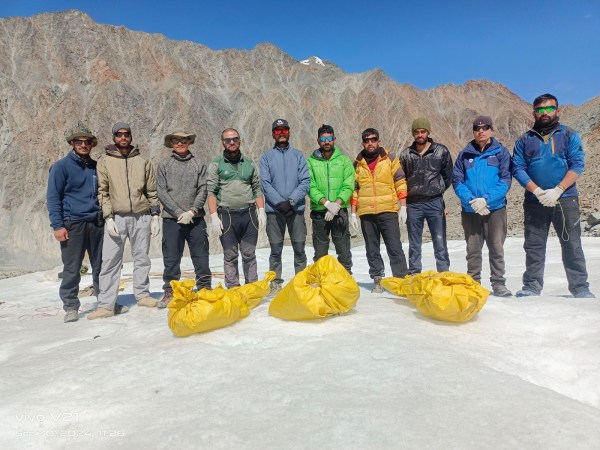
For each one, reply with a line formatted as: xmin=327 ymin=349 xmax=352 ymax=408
xmin=452 ymin=116 xmax=512 ymax=297
xmin=512 ymin=93 xmax=594 ymax=298
xmin=259 ymin=119 xmax=310 ymax=294
xmin=47 ymin=124 xmax=105 ymax=323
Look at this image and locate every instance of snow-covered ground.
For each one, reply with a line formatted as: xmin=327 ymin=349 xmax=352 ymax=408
xmin=1 ymin=238 xmax=599 ymax=449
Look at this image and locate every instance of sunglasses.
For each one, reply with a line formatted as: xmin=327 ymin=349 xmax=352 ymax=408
xmin=473 ymin=125 xmax=491 ymax=131
xmin=73 ymin=139 xmax=92 ymax=146
xmin=170 ymin=137 xmax=191 ymax=145
xmin=362 ymin=137 xmax=378 ymax=143
xmin=222 ymin=137 xmax=240 ymax=144
xmin=273 ymin=128 xmax=289 ymax=135
xmin=319 ymin=136 xmax=334 ymax=142
xmin=534 ymin=106 xmax=557 ymax=114
xmin=114 ymin=132 xmax=131 ymax=138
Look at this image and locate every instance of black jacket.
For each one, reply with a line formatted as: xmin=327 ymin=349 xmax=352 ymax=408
xmin=398 ymin=139 xmax=453 ymax=204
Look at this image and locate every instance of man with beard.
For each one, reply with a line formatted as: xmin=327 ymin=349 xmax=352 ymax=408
xmin=156 ymin=131 xmax=211 ymax=308
xmin=207 ymin=128 xmax=266 ymax=288
xmin=452 ymin=116 xmax=512 ymax=297
xmin=512 ymin=94 xmax=594 ymax=298
xmin=399 ymin=118 xmax=453 ymax=274
xmin=259 ymin=119 xmax=310 ymax=295
xmin=47 ymin=124 xmax=105 ymax=323
xmin=307 ymin=124 xmax=354 ymax=272
xmin=88 ymin=122 xmax=161 ymax=319
xmin=350 ymin=128 xmax=409 ymax=293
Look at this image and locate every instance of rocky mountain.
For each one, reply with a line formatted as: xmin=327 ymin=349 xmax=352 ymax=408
xmin=0 ymin=10 xmax=598 ymax=276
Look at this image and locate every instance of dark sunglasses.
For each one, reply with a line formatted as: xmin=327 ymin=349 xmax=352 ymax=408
xmin=362 ymin=137 xmax=378 ymax=143
xmin=473 ymin=125 xmax=491 ymax=132
xmin=319 ymin=136 xmax=334 ymax=142
xmin=534 ymin=106 xmax=557 ymax=114
xmin=114 ymin=132 xmax=131 ymax=138
xmin=170 ymin=137 xmax=191 ymax=145
xmin=273 ymin=128 xmax=289 ymax=135
xmin=73 ymin=139 xmax=92 ymax=146
xmin=222 ymin=137 xmax=240 ymax=144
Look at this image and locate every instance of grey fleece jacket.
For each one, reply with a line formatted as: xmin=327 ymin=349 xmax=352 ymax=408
xmin=156 ymin=152 xmax=208 ymax=219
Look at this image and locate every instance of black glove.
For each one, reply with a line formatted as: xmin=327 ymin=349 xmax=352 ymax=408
xmin=275 ymin=200 xmax=294 ymax=217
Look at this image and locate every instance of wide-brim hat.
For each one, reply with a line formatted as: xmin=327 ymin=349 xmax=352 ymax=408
xmin=65 ymin=125 xmax=98 ymax=147
xmin=164 ymin=131 xmax=196 ymax=148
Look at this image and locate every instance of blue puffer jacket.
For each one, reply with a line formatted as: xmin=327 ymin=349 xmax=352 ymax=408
xmin=512 ymin=125 xmax=584 ymax=202
xmin=47 ymin=151 xmax=100 ymax=230
xmin=259 ymin=144 xmax=310 ymax=213
xmin=452 ymin=137 xmax=512 ymax=213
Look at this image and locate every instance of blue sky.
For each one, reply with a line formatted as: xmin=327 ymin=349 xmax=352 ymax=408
xmin=2 ymin=0 xmax=599 ymax=105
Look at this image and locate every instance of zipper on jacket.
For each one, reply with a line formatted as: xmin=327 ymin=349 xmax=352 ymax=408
xmin=125 ymin=156 xmax=133 ymax=212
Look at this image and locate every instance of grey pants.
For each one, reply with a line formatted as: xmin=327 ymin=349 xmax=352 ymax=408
xmin=461 ymin=207 xmax=507 ymax=287
xmin=266 ymin=212 xmax=307 ymax=283
xmin=97 ymin=214 xmax=151 ymax=309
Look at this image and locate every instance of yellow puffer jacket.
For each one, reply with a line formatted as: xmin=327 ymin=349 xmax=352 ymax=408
xmin=351 ymin=148 xmax=407 ymax=216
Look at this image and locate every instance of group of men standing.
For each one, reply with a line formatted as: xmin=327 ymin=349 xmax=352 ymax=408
xmin=46 ymin=92 xmax=595 ymax=322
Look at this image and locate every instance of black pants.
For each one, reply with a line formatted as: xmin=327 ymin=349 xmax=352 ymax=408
xmin=59 ymin=220 xmax=104 ymax=311
xmin=360 ymin=212 xmax=408 ymax=279
xmin=522 ymin=197 xmax=589 ymax=295
xmin=266 ymin=211 xmax=307 ymax=283
xmin=162 ymin=217 xmax=211 ymax=290
xmin=311 ymin=208 xmax=352 ymax=273
xmin=461 ymin=207 xmax=507 ymax=287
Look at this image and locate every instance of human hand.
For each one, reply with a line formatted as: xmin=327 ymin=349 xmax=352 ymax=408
xmin=275 ymin=200 xmax=293 ymax=215
xmin=533 ymin=187 xmax=546 ymax=202
xmin=325 ymin=211 xmax=335 ymax=221
xmin=398 ymin=206 xmax=407 ymax=224
xmin=469 ymin=198 xmax=488 ymax=213
xmin=105 ymin=218 xmax=120 ymax=237
xmin=257 ymin=208 xmax=267 ymax=231
xmin=324 ymin=200 xmax=341 ymax=215
xmin=538 ymin=186 xmax=563 ymax=207
xmin=177 ymin=210 xmax=194 ymax=224
xmin=211 ymin=212 xmax=223 ymax=237
xmin=53 ymin=228 xmax=69 ymax=241
xmin=477 ymin=207 xmax=491 ymax=216
xmin=350 ymin=213 xmax=360 ymax=232
xmin=151 ymin=216 xmax=161 ymax=238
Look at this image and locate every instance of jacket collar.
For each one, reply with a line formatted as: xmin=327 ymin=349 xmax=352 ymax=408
xmin=104 ymin=144 xmax=140 ymax=158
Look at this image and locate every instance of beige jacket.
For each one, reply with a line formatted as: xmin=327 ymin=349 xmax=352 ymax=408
xmin=97 ymin=145 xmax=160 ymax=219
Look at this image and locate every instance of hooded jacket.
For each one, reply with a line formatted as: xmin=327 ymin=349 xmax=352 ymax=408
xmin=452 ymin=137 xmax=512 ymax=213
xmin=97 ymin=145 xmax=160 ymax=219
xmin=307 ymin=146 xmax=355 ymax=211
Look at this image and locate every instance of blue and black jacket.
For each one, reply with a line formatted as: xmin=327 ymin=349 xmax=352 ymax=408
xmin=512 ymin=124 xmax=584 ymax=202
xmin=452 ymin=137 xmax=512 ymax=213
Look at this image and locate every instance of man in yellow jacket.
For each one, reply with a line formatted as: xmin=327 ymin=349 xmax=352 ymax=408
xmin=351 ymin=128 xmax=409 ymax=292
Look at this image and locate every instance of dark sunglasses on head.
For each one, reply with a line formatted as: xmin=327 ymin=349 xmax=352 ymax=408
xmin=73 ymin=139 xmax=92 ymax=146
xmin=319 ymin=136 xmax=334 ymax=142
xmin=114 ymin=132 xmax=131 ymax=138
xmin=473 ymin=125 xmax=491 ymax=131
xmin=534 ymin=106 xmax=557 ymax=114
xmin=170 ymin=137 xmax=191 ymax=145
xmin=362 ymin=137 xmax=378 ymax=143
xmin=273 ymin=128 xmax=289 ymax=135
xmin=222 ymin=137 xmax=240 ymax=144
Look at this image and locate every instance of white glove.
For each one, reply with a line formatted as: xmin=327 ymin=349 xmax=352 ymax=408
xmin=325 ymin=211 xmax=336 ymax=221
xmin=398 ymin=206 xmax=407 ymax=224
xmin=477 ymin=207 xmax=491 ymax=216
xmin=324 ymin=200 xmax=341 ymax=215
xmin=150 ymin=216 xmax=161 ymax=237
xmin=177 ymin=210 xmax=194 ymax=224
xmin=257 ymin=207 xmax=267 ymax=231
xmin=538 ymin=186 xmax=563 ymax=207
xmin=350 ymin=213 xmax=360 ymax=232
xmin=469 ymin=198 xmax=488 ymax=213
xmin=533 ymin=187 xmax=546 ymax=202
xmin=211 ymin=212 xmax=223 ymax=237
xmin=105 ymin=218 xmax=120 ymax=237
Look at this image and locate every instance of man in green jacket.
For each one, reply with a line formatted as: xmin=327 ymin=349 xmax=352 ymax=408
xmin=307 ymin=124 xmax=355 ymax=272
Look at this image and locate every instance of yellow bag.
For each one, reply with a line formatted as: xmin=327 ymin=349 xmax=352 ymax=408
xmin=381 ymin=271 xmax=489 ymax=322
xmin=269 ymin=255 xmax=360 ymax=320
xmin=167 ymin=272 xmax=274 ymax=337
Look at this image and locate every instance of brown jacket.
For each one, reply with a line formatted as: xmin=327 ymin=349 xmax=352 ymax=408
xmin=97 ymin=145 xmax=160 ymax=219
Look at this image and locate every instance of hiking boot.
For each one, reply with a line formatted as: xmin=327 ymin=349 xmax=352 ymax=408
xmin=64 ymin=310 xmax=79 ymax=323
xmin=87 ymin=307 xmax=115 ymax=320
xmin=573 ymin=290 xmax=595 ymax=299
xmin=157 ymin=289 xmax=173 ymax=309
xmin=516 ymin=289 xmax=540 ymax=298
xmin=371 ymin=276 xmax=384 ymax=294
xmin=492 ymin=285 xmax=512 ymax=297
xmin=269 ymin=281 xmax=283 ymax=296
xmin=137 ymin=296 xmax=158 ymax=307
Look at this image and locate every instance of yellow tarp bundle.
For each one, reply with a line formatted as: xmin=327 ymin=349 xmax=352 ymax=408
xmin=269 ymin=255 xmax=360 ymax=320
xmin=381 ymin=271 xmax=489 ymax=322
xmin=168 ymin=271 xmax=276 ymax=337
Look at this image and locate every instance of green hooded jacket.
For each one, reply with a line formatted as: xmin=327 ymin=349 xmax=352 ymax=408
xmin=307 ymin=146 xmax=355 ymax=211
